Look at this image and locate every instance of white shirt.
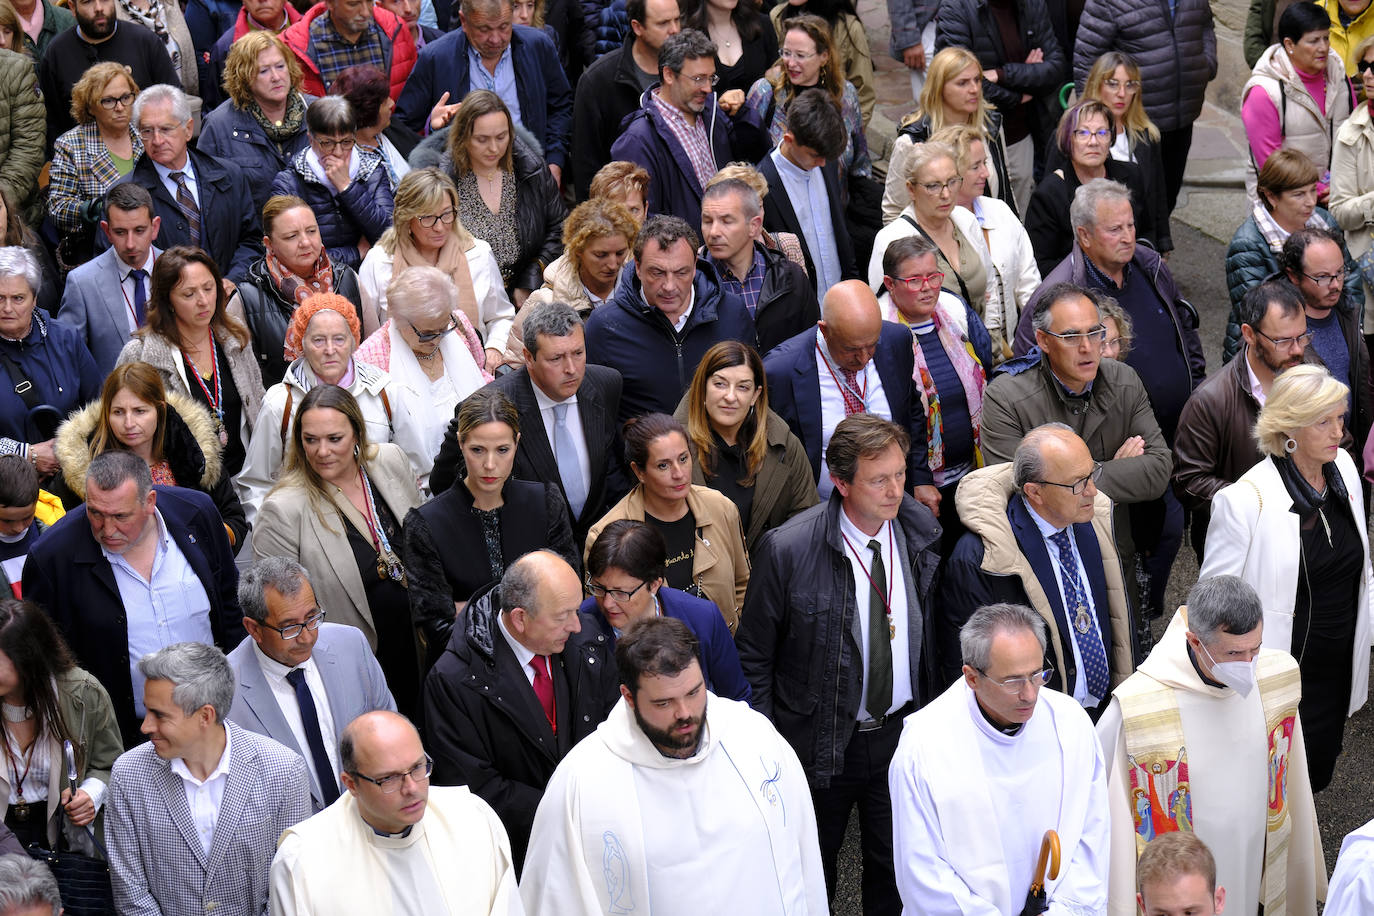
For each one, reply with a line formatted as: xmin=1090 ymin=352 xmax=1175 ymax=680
xmin=1244 ymin=349 xmax=1269 ymax=406
xmin=814 ymin=336 xmax=891 ymax=499
xmin=118 ymin=247 xmax=157 ymax=333
xmin=641 ymin=289 xmax=696 ymax=334
xmin=170 ymin=725 xmax=233 ymax=857
xmin=1024 ymin=499 xmax=1102 ymax=708
xmin=532 ymin=382 xmax=592 ymax=504
xmin=837 ymin=512 xmax=911 ymax=719
xmin=152 ymin=158 xmax=199 ymax=209
xmin=497 ymin=613 xmax=538 ymax=688
xmin=250 ymin=642 xmax=340 ymax=795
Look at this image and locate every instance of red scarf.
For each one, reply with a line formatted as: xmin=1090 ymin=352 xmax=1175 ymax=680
xmin=265 ymin=247 xmax=335 ymax=306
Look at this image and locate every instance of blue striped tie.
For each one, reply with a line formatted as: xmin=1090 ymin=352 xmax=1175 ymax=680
xmin=1049 ymin=528 xmax=1110 ymax=699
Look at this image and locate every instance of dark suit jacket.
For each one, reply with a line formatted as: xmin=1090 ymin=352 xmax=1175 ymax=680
xmin=22 ymin=486 xmax=244 ymax=746
xmin=758 ymin=152 xmax=859 ymax=293
xmin=763 ymin=324 xmax=934 ymax=488
xmin=938 ymin=496 xmax=1119 ymax=700
xmin=428 ymin=365 xmax=630 ymax=543
xmin=104 ymin=148 xmax=263 ymax=282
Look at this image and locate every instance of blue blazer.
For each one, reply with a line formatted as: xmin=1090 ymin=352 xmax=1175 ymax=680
xmin=22 ymin=486 xmax=244 ymax=746
xmin=395 ymin=25 xmax=573 ymax=168
xmin=763 ymin=324 xmax=934 ymax=488
xmin=578 ymin=587 xmax=751 ymax=702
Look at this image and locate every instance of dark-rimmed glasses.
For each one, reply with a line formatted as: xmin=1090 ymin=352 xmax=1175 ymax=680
xmin=259 ymin=610 xmax=326 ymax=640
xmin=349 ymin=754 xmax=433 ymax=793
xmin=1034 ymin=463 xmax=1103 ymax=496
xmin=586 ymin=576 xmax=649 ymax=603
xmin=408 ymin=318 xmax=458 ymax=342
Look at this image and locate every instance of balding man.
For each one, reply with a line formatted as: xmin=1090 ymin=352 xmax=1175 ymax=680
xmin=765 ymin=279 xmax=938 ymax=510
xmin=939 ymin=424 xmax=1136 ymax=719
xmin=423 ymin=550 xmax=619 ymax=872
xmin=270 ymin=711 xmax=522 ymax=915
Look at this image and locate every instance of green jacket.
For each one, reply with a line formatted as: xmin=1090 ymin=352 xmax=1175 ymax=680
xmin=0 ymin=47 xmax=46 ymax=222
xmin=22 ymin=0 xmax=74 ymax=64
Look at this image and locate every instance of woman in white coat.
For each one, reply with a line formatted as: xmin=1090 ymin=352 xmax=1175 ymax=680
xmin=1200 ymin=365 xmax=1373 ymax=793
xmin=1325 ymin=33 xmax=1374 ymax=347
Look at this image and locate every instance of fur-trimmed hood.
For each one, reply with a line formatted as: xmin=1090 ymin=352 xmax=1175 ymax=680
xmin=56 ymin=391 xmax=224 ymax=499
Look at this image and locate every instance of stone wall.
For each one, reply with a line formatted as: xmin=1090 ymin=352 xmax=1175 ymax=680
xmin=1208 ymin=0 xmax=1254 ymax=115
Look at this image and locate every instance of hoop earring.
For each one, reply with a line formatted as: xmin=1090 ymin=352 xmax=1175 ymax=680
xmin=1284 ymin=437 xmax=1298 ymax=454
xmin=354 ymin=443 xmax=361 ymax=459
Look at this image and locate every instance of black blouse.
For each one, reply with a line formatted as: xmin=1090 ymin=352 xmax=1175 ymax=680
xmin=713 ymin=12 xmax=779 ymax=97
xmin=182 ymin=345 xmax=245 ymax=477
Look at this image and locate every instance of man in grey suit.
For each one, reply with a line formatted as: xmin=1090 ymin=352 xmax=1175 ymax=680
xmin=56 ymin=182 xmax=160 ymax=376
xmin=227 ymin=557 xmax=396 ymax=810
xmin=105 ymin=642 xmax=313 ymax=916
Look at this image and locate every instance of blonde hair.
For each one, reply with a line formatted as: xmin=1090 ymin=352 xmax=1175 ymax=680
xmin=70 ymin=63 xmax=139 ymax=126
xmin=381 ymin=167 xmax=474 ymax=257
xmin=222 ymin=31 xmax=302 ymax=109
xmin=913 ymin=47 xmax=992 ymax=134
xmin=1254 ymin=365 xmax=1350 ymax=456
xmin=929 ymin=124 xmax=987 ymax=174
xmin=1082 ymin=51 xmax=1159 ymax=144
xmin=563 ymin=198 xmax=639 ymax=267
xmin=590 ymin=161 xmax=650 ymax=203
xmin=904 ymin=140 xmax=959 ymax=186
xmin=706 ymin=163 xmax=771 ymax=200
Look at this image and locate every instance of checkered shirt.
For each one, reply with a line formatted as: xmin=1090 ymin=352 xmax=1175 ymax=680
xmin=710 ymin=246 xmax=767 ymax=316
xmin=309 ymin=16 xmax=387 ymax=90
xmin=651 ymin=90 xmax=717 ymax=191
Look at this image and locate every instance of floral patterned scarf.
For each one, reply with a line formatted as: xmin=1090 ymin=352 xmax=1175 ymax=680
xmin=266 ymin=246 xmax=334 ymax=306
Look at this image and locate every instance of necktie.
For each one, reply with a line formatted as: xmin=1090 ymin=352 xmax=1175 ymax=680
xmin=1048 ymin=528 xmax=1110 ymax=699
xmin=169 ymin=171 xmax=202 ymax=247
xmin=839 ymin=367 xmax=866 ymax=415
xmin=552 ymin=402 xmax=587 ymax=519
xmin=529 ymin=655 xmax=556 ymax=734
xmin=129 ymin=268 xmax=147 ymax=326
xmin=864 ymin=538 xmax=892 ymax=720
xmin=285 ymin=668 xmax=340 ymax=805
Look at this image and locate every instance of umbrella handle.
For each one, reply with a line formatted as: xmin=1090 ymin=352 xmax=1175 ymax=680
xmin=1031 ymin=829 xmax=1062 ymax=893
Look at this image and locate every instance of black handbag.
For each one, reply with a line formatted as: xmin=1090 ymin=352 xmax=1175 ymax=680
xmin=25 ymin=808 xmax=114 ymax=916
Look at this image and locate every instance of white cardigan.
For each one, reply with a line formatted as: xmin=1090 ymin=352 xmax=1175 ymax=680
xmin=1200 ymin=449 xmax=1373 ymax=716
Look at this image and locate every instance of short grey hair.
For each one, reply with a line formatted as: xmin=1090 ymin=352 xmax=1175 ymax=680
xmin=701 ymin=178 xmax=762 ymax=221
xmin=1012 ymin=422 xmax=1074 ymax=491
xmin=133 ymin=83 xmax=192 ymax=126
xmin=500 ymin=550 xmax=560 ymax=617
xmin=138 ymin=642 xmax=236 ymax=723
xmin=960 ymin=603 xmax=1048 ymax=671
xmin=1031 ymin=281 xmax=1098 ymax=333
xmin=658 ymin=29 xmax=716 ymax=75
xmin=521 ymin=300 xmax=584 ymax=355
xmin=238 ymin=556 xmax=313 ymax=625
xmin=306 ymin=95 xmax=355 ymax=136
xmin=387 ymin=265 xmax=457 ymax=323
xmin=0 ymin=854 xmax=61 ymax=915
xmin=87 ymin=449 xmax=153 ymax=501
xmin=1069 ymin=178 xmax=1132 ymax=233
xmin=1186 ymin=576 xmax=1263 ymax=644
xmin=0 ymin=246 xmax=40 ymax=296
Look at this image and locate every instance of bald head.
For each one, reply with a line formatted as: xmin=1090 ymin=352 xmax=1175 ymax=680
xmin=819 ymin=280 xmax=882 ymax=372
xmin=339 ymin=711 xmax=430 ymax=832
xmin=1013 ymin=424 xmax=1098 ymax=528
xmin=502 ymin=549 xmax=584 ymax=656
xmin=341 ymin=711 xmax=421 ymax=770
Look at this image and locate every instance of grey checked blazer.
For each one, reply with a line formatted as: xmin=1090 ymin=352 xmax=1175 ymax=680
xmin=105 ymin=720 xmax=312 ymax=916
xmin=226 ymin=623 xmax=396 ymax=810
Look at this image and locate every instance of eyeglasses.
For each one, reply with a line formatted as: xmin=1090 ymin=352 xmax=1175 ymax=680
xmin=977 ymin=665 xmax=1054 ymax=692
xmin=314 ymin=135 xmax=356 ymax=153
xmin=887 ymin=272 xmax=945 ymax=293
xmin=1040 ymin=325 xmax=1108 ymax=346
xmin=137 ymin=124 xmax=185 ymax=139
xmin=914 ymin=176 xmax=963 ymax=196
xmin=1073 ymin=128 xmax=1112 ymax=142
xmin=99 ymin=92 xmax=135 ymax=110
xmin=586 ymin=576 xmax=649 ymax=603
xmin=1101 ymin=78 xmax=1141 ymax=92
xmin=408 ymin=318 xmax=457 ymax=342
xmin=681 ymin=72 xmax=720 ymax=87
xmin=1102 ymin=335 xmax=1129 ymax=354
xmin=415 ymin=208 xmax=457 ymax=228
xmin=1301 ymin=267 xmax=1346 ymax=287
xmin=779 ymin=49 xmax=818 ymax=62
xmin=1034 ymin=462 xmax=1104 ymax=496
xmin=1254 ymin=328 xmax=1314 ymax=350
xmin=350 ymin=754 xmax=433 ymax=794
xmin=258 ymin=610 xmax=326 ymax=640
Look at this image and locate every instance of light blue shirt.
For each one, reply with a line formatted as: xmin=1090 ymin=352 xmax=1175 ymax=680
xmin=1023 ymin=498 xmax=1102 ymax=709
xmin=467 ymin=43 xmax=522 ymax=127
xmin=771 ymin=147 xmax=841 ymax=296
xmin=152 ymin=158 xmax=199 ymax=210
xmin=104 ymin=509 xmax=214 ymax=715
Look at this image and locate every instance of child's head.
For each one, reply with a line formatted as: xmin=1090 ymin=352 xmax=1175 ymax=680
xmin=0 ymin=455 xmax=39 ymax=540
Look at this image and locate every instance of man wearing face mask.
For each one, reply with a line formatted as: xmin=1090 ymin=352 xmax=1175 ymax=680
xmin=1096 ymin=575 xmax=1325 ymax=916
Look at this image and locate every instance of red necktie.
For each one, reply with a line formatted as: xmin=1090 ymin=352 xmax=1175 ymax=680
xmin=839 ymin=367 xmax=865 ymax=415
xmin=529 ymin=656 xmax=556 ymax=734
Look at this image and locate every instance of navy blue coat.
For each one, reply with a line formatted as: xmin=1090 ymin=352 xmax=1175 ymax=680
xmin=269 ymin=148 xmax=395 ymax=272
xmin=585 ymin=261 xmax=758 ymax=423
xmin=580 ymin=0 xmax=628 ymax=62
xmin=22 ymin=485 xmax=245 ymax=746
xmin=578 ymin=587 xmax=751 ymax=702
xmin=763 ymin=324 xmax=935 ymax=488
xmin=395 ymin=26 xmax=574 ymax=169
xmin=107 ymin=148 xmax=263 ymax=282
xmin=0 ymin=308 xmax=101 ymax=446
xmin=937 ymin=495 xmax=1121 ymax=694
xmin=199 ymin=99 xmax=313 ymax=216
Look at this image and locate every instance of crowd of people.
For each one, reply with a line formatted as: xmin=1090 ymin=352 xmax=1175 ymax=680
xmin=1 ymin=0 xmax=1374 ymax=911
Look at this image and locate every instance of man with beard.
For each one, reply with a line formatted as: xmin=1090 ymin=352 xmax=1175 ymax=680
xmin=521 ymin=617 xmax=828 ymax=915
xmin=1173 ymin=279 xmax=1315 ymax=563
xmin=39 ymin=0 xmax=180 ymax=145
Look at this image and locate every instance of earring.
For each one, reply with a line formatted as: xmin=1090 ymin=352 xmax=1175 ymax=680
xmin=354 ymin=443 xmax=361 ymax=459
xmin=1284 ymin=437 xmax=1298 ymax=454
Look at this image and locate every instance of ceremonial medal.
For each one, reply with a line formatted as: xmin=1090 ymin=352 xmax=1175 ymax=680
xmin=889 ymin=621 xmax=896 ymax=640
xmin=213 ymin=412 xmax=228 ymax=448
xmin=10 ymin=800 xmax=28 ymax=821
xmin=1074 ymin=605 xmax=1091 ymax=634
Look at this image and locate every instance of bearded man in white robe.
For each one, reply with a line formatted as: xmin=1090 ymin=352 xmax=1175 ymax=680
xmin=520 ymin=616 xmax=828 ymax=916
xmin=889 ymin=601 xmax=1110 ymax=915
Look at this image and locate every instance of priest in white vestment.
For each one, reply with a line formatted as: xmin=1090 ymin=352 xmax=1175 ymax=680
xmin=1322 ymin=817 xmax=1374 ymax=915
xmin=520 ymin=617 xmax=828 ymax=916
xmin=889 ymin=602 xmax=1110 ymax=915
xmin=1097 ymin=576 xmax=1325 ymax=916
xmin=270 ymin=711 xmax=524 ymax=916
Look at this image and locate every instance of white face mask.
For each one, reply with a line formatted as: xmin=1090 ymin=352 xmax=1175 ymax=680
xmin=0 ymin=526 xmax=29 ymax=544
xmin=1198 ymin=640 xmax=1258 ymax=698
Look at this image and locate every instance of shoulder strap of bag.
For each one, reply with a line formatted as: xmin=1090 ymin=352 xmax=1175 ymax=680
xmin=902 ymin=214 xmax=974 ymax=306
xmin=0 ymin=349 xmax=41 ymax=412
xmin=280 ymin=387 xmax=293 ymax=448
